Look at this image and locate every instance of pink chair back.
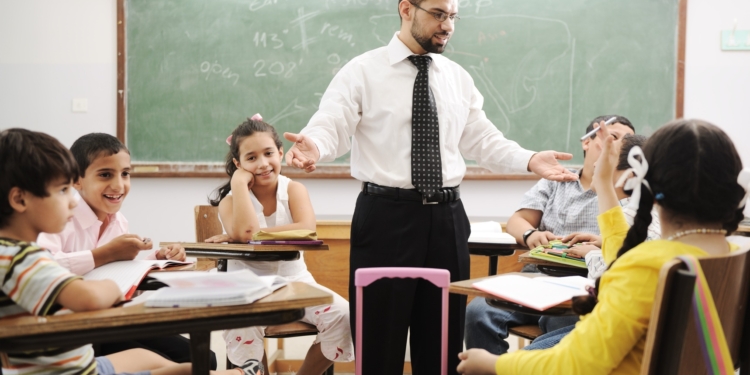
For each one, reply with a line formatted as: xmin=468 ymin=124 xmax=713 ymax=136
xmin=354 ymin=267 xmax=450 ymax=375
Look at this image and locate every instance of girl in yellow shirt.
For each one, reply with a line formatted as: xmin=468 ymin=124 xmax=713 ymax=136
xmin=457 ymin=119 xmax=748 ymax=375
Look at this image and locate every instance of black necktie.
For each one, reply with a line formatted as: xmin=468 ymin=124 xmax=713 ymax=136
xmin=408 ymin=55 xmax=442 ymax=198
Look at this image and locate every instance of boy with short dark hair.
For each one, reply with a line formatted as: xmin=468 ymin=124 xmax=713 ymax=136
xmin=35 ymin=133 xmax=204 ymax=366
xmin=38 ymin=133 xmax=184 ymax=275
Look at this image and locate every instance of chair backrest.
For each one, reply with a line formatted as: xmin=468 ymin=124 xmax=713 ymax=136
xmin=354 ymin=267 xmax=451 ymax=375
xmin=642 ymin=236 xmax=750 ymax=375
xmin=195 ymin=205 xmax=223 ymax=242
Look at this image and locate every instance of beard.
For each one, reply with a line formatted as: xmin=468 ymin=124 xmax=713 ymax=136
xmin=410 ymin=17 xmax=450 ymax=54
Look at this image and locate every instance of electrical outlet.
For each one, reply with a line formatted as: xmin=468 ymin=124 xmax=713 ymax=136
xmin=721 ymin=30 xmax=750 ymax=50
xmin=72 ymin=98 xmax=88 ymax=113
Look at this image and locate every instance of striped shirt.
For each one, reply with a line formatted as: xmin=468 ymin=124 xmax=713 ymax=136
xmin=0 ymin=238 xmax=95 ymax=375
xmin=518 ymin=169 xmax=600 ymax=236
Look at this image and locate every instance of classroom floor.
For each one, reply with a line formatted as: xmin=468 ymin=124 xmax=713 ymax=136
xmin=208 ymin=331 xmax=523 ymax=374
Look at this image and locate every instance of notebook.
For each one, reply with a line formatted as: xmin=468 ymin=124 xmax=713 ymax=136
xmin=473 ymin=275 xmax=593 ymax=311
xmin=83 ymin=259 xmax=194 ymax=299
xmin=143 ymin=270 xmax=287 ymax=308
xmin=528 ymin=248 xmax=587 ymax=268
xmin=468 ymin=221 xmax=516 ymax=244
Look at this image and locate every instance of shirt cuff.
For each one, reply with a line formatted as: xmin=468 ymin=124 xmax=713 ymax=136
xmin=54 ymin=251 xmax=96 ymax=275
xmin=511 ymin=149 xmax=537 ymax=174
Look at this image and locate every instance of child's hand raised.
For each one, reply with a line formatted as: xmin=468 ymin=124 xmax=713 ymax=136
xmin=157 ymin=243 xmax=186 ymax=261
xmin=231 ymin=166 xmax=255 ymax=190
xmin=457 ymin=349 xmax=498 ymax=375
xmin=592 ymin=120 xmax=620 ymax=190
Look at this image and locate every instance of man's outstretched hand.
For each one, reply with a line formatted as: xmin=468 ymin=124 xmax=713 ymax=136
xmin=284 ymin=132 xmax=320 ymax=173
xmin=527 ymin=150 xmax=578 ymax=182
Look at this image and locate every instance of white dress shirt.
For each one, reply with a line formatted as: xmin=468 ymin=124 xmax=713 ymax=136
xmin=301 ymin=32 xmax=535 ymax=188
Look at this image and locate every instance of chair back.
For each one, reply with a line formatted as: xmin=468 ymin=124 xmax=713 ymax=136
xmin=354 ymin=267 xmax=450 ymax=375
xmin=194 ymin=205 xmax=223 ymax=242
xmin=642 ymin=236 xmax=750 ymax=375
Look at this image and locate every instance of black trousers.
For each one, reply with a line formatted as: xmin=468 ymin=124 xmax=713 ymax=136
xmin=349 ymin=192 xmax=470 ymax=375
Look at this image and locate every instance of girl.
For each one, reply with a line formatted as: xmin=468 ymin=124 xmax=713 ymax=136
xmin=207 ymin=115 xmax=353 ymax=374
xmin=457 ymin=119 xmax=748 ymax=374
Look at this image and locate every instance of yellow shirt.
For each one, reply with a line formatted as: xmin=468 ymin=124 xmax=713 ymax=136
xmin=495 ymin=206 xmax=736 ymax=375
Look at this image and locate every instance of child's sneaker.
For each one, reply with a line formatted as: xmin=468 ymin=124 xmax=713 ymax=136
xmin=236 ymin=359 xmax=264 ymax=375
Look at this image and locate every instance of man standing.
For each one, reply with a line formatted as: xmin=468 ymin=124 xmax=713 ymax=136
xmin=284 ymin=1 xmax=577 ymax=373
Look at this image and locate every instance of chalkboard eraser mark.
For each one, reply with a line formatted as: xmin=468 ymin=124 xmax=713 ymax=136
xmin=133 ymin=165 xmax=160 ymax=173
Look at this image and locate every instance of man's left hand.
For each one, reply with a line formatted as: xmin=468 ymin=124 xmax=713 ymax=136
xmin=527 ymin=150 xmax=578 ymax=182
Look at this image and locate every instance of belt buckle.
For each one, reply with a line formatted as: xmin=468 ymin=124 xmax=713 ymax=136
xmin=422 ymin=194 xmax=440 ymax=205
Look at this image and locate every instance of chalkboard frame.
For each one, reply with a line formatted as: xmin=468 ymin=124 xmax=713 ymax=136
xmin=117 ymin=0 xmax=687 ymax=179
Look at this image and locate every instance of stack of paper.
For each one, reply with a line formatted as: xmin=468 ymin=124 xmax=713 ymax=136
xmin=468 ymin=221 xmax=516 ymax=244
xmin=143 ymin=270 xmax=288 ymax=308
xmin=473 ymin=275 xmax=593 ymax=311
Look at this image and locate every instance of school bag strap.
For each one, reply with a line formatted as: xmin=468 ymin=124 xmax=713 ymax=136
xmin=676 ymin=255 xmax=734 ymax=375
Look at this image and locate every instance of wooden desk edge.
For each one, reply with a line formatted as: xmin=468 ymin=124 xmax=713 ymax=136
xmin=160 ymin=242 xmax=329 ymax=252
xmin=0 ymin=282 xmax=332 ymax=338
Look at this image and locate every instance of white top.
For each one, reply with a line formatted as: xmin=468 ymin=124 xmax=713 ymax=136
xmin=227 ymin=175 xmax=307 ymax=277
xmin=301 ymin=32 xmax=535 ymax=188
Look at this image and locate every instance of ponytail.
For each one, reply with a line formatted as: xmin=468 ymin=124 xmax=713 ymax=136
xmin=208 ymin=156 xmax=237 ymax=206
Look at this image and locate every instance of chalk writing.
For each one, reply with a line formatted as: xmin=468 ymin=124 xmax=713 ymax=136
xmin=253 ymin=32 xmax=284 ymax=49
xmin=199 ymin=61 xmax=240 ymax=86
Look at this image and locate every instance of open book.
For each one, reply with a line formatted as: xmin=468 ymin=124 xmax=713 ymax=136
xmin=468 ymin=221 xmax=516 ymax=244
xmin=143 ymin=270 xmax=287 ymax=308
xmin=473 ymin=275 xmax=594 ymax=311
xmin=83 ymin=259 xmax=193 ymax=299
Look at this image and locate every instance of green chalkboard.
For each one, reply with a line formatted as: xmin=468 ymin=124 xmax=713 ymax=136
xmin=124 ymin=0 xmax=680 ymax=167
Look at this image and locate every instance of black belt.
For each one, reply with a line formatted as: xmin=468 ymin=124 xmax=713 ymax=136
xmin=361 ymin=182 xmax=460 ymax=204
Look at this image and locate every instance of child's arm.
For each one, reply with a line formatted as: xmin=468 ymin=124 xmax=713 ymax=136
xmin=37 ymin=232 xmax=152 ymax=275
xmin=457 ymin=349 xmax=498 ymax=375
xmin=506 ymin=209 xmax=559 ymax=248
xmin=258 ymin=181 xmax=316 ymax=233
xmin=219 ymin=168 xmax=261 ymax=242
xmin=56 ymin=279 xmax=122 ymax=312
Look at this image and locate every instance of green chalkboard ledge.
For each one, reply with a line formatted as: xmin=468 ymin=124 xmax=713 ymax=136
xmin=130 ymin=163 xmax=544 ymax=180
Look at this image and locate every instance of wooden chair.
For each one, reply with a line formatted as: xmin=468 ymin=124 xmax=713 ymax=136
xmin=508 ymin=325 xmax=543 ymax=349
xmin=641 ymin=236 xmax=750 ymax=375
xmin=194 ymin=205 xmax=333 ymax=374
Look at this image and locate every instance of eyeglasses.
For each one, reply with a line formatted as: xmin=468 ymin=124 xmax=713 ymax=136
xmin=409 ymin=1 xmax=460 ymax=23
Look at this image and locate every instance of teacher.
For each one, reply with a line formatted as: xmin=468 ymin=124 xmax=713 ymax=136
xmin=284 ymin=0 xmax=577 ymax=374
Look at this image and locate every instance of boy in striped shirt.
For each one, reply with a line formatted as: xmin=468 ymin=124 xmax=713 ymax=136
xmin=0 ymin=129 xmax=261 ymax=375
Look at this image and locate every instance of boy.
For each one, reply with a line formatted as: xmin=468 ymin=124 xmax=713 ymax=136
xmin=35 ymin=133 xmax=203 ymax=366
xmin=0 ymin=128 xmax=255 ymax=375
xmin=464 ymin=115 xmax=635 ymax=355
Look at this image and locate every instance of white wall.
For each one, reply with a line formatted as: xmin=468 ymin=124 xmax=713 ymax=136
xmin=0 ymin=0 xmax=748 ymax=362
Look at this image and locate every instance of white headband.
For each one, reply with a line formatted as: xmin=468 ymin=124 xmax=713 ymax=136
xmin=615 ymin=146 xmax=652 ymax=212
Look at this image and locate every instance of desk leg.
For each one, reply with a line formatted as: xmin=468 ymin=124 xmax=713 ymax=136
xmin=488 ymin=255 xmax=498 ymax=275
xmin=189 ymin=331 xmax=211 ymax=375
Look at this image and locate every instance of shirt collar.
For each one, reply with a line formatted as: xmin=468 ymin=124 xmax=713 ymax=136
xmin=72 ymin=193 xmax=118 ymax=230
xmin=387 ymin=32 xmax=443 ymax=73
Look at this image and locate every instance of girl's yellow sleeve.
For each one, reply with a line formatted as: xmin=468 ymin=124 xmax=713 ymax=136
xmin=598 ymin=206 xmax=631 ymax=266
xmin=494 ymin=256 xmax=658 ymax=375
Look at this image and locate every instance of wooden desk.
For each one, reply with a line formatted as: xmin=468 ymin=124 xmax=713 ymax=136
xmin=160 ymin=242 xmax=328 ymax=262
xmin=468 ymin=242 xmax=526 ymax=275
xmin=450 ymin=274 xmax=575 ymax=316
xmin=0 ymin=282 xmax=331 ymax=375
xmin=737 ymin=224 xmax=750 ymax=237
xmin=518 ymin=252 xmax=588 ymax=277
